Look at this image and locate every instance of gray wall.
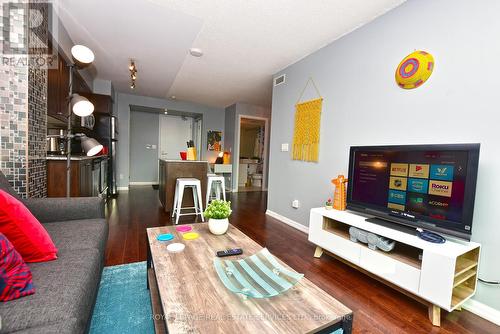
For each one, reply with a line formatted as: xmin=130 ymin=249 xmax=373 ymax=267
xmin=223 ymin=104 xmax=236 ymax=156
xmin=129 ymin=111 xmax=159 ymax=182
xmin=224 ymin=103 xmax=271 ymax=190
xmin=269 ymin=0 xmax=500 ymax=311
xmin=116 ymin=93 xmax=225 ymax=188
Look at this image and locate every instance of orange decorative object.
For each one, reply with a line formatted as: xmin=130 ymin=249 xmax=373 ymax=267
xmin=331 ymin=175 xmax=348 ymax=210
xmin=223 ymin=151 xmax=231 ymax=164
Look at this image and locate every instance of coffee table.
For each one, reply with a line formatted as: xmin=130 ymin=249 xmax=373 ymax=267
xmin=146 ymin=224 xmax=353 ymax=333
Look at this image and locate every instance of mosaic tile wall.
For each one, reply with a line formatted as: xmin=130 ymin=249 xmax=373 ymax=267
xmin=0 ymin=1 xmax=48 ymax=198
xmin=0 ymin=2 xmax=29 ymax=196
xmin=27 ymin=1 xmax=48 ymax=198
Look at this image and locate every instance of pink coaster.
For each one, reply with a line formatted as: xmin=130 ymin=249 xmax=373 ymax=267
xmin=176 ymin=225 xmax=192 ymax=233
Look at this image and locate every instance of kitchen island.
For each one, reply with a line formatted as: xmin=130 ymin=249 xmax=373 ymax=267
xmin=158 ymin=159 xmax=208 ymax=213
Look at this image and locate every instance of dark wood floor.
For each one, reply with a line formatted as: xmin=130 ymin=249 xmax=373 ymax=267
xmin=105 ymin=186 xmax=498 ymax=334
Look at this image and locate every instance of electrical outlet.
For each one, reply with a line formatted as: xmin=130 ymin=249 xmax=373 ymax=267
xmin=281 ymin=143 xmax=289 ymax=152
xmin=119 ymin=174 xmax=124 ymax=180
xmin=292 ymin=200 xmax=300 ymax=209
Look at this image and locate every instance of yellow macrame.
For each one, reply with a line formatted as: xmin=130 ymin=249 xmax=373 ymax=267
xmin=292 ymin=98 xmax=322 ymax=162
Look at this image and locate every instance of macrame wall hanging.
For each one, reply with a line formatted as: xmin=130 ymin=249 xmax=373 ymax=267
xmin=292 ymin=77 xmax=323 ymax=162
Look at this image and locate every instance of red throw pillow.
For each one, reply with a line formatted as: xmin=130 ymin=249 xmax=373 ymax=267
xmin=0 ymin=190 xmax=57 ymax=262
xmin=0 ymin=232 xmax=35 ymax=301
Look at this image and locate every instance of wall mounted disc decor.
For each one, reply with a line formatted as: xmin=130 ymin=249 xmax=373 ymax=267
xmin=395 ymin=51 xmax=434 ymax=89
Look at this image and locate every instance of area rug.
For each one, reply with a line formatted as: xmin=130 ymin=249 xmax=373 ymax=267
xmin=89 ymin=261 xmax=154 ymax=334
xmin=90 ymin=261 xmax=343 ymax=334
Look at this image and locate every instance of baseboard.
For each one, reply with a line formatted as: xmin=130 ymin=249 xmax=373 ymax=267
xmin=265 ymin=210 xmax=309 ymax=234
xmin=463 ymin=298 xmax=500 ymax=326
xmin=117 ymin=186 xmax=129 ymax=191
xmin=129 ymin=182 xmax=158 ymax=186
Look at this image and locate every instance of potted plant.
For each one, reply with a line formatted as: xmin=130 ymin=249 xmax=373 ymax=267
xmin=325 ymin=198 xmax=333 ymax=210
xmin=204 ymin=200 xmax=232 ymax=235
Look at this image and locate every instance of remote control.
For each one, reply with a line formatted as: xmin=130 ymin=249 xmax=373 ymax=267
xmin=216 ymin=248 xmax=243 ymax=257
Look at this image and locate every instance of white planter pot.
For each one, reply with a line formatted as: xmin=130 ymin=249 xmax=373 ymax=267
xmin=208 ymin=218 xmax=229 ymax=235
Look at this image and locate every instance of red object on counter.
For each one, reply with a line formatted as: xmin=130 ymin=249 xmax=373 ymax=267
xmin=101 ymin=146 xmax=109 ymax=155
xmin=180 ymin=152 xmax=187 ymax=160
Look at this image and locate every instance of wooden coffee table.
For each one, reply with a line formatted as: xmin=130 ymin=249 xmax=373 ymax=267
xmin=146 ymin=224 xmax=353 ymax=333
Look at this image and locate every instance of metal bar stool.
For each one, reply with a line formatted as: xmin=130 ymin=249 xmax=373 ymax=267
xmin=206 ymin=174 xmax=226 ymax=207
xmin=172 ymin=178 xmax=204 ymax=225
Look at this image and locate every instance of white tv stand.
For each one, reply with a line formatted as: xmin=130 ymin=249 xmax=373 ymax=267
xmin=308 ymin=208 xmax=481 ymax=326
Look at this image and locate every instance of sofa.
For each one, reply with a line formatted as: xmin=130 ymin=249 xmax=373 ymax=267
xmin=0 ymin=171 xmax=108 ymax=334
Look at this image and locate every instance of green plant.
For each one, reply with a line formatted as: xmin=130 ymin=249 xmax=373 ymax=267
xmin=204 ymin=200 xmax=232 ymax=219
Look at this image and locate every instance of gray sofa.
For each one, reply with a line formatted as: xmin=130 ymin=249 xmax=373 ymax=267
xmin=0 ymin=172 xmax=108 ymax=334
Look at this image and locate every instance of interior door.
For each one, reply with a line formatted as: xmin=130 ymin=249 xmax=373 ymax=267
xmin=159 ymin=115 xmax=193 ymax=161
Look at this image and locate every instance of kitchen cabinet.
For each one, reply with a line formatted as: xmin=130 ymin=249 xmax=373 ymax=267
xmin=47 ymin=51 xmax=91 ymax=123
xmin=79 ymin=93 xmax=112 ymax=115
xmin=47 ymin=156 xmax=105 ymax=197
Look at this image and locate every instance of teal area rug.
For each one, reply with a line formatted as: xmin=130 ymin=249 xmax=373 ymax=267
xmin=90 ymin=261 xmax=154 ymax=334
xmin=90 ymin=261 xmax=343 ymax=334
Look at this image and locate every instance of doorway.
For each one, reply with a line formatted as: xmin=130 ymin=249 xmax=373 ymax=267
xmin=129 ymin=106 xmax=202 ymax=185
xmin=235 ymin=116 xmax=269 ymax=192
xmin=158 ymin=115 xmax=193 ymax=161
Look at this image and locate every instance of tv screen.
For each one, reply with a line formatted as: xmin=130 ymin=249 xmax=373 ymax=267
xmin=346 ymin=144 xmax=480 ymax=240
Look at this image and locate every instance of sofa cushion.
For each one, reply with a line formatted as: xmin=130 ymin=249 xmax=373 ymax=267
xmin=43 ymin=219 xmax=108 ymax=253
xmin=0 ymin=248 xmax=102 ymax=333
xmin=0 ymin=233 xmax=35 ymax=301
xmin=8 ymin=318 xmax=81 ymax=334
xmin=0 ymin=190 xmax=58 ymax=263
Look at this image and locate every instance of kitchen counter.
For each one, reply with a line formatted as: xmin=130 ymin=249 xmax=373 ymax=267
xmin=158 ymin=159 xmax=208 ymax=163
xmin=46 ymin=155 xmax=107 ymax=161
xmin=158 ymin=159 xmax=208 ymax=212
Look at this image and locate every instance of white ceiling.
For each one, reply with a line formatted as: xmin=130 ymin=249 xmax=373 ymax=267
xmin=58 ymin=0 xmax=405 ymax=108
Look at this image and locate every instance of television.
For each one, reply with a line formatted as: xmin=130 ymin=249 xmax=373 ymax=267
xmin=346 ymin=144 xmax=480 ymax=240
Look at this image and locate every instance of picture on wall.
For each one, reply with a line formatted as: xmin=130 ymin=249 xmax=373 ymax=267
xmin=207 ymin=130 xmax=223 ymax=151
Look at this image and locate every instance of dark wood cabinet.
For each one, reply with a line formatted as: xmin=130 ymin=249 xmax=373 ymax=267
xmin=47 ymin=51 xmax=91 ymax=122
xmin=79 ymin=93 xmax=112 ymax=114
xmin=47 ymin=159 xmax=94 ymax=197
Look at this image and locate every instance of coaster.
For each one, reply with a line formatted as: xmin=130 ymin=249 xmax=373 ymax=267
xmin=157 ymin=233 xmax=174 ymax=241
xmin=166 ymin=243 xmax=185 ymax=253
xmin=182 ymin=232 xmax=199 ymax=240
xmin=176 ymin=225 xmax=192 ymax=233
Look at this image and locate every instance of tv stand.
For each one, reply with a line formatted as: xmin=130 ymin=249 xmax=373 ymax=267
xmin=308 ymin=208 xmax=481 ymax=326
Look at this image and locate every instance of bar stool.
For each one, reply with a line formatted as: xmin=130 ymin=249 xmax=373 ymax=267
xmin=206 ymin=174 xmax=226 ymax=207
xmin=172 ymin=178 xmax=204 ymax=225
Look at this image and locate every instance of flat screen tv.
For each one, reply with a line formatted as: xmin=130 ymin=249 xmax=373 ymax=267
xmin=346 ymin=144 xmax=480 ymax=240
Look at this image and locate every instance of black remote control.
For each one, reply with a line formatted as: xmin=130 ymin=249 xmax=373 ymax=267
xmin=216 ymin=248 xmax=243 ymax=257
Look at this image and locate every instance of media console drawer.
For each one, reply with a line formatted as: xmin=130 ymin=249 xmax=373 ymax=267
xmin=359 ymin=247 xmax=421 ymax=294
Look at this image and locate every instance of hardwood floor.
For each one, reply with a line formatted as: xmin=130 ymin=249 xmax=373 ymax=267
xmin=105 ymin=186 xmax=499 ymax=334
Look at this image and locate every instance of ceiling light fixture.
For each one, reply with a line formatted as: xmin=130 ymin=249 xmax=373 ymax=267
xmin=129 ymin=60 xmax=137 ymax=89
xmin=189 ymin=48 xmax=203 ymax=57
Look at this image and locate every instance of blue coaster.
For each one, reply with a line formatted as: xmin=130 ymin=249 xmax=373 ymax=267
xmin=157 ymin=233 xmax=174 ymax=241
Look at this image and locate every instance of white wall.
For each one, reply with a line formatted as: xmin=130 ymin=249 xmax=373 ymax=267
xmin=269 ymin=0 xmax=500 ymax=313
xmin=116 ymin=93 xmax=225 ymax=188
xmin=93 ymin=78 xmax=113 ymax=96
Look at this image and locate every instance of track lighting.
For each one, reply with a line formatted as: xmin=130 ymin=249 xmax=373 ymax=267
xmin=129 ymin=60 xmax=137 ymax=89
